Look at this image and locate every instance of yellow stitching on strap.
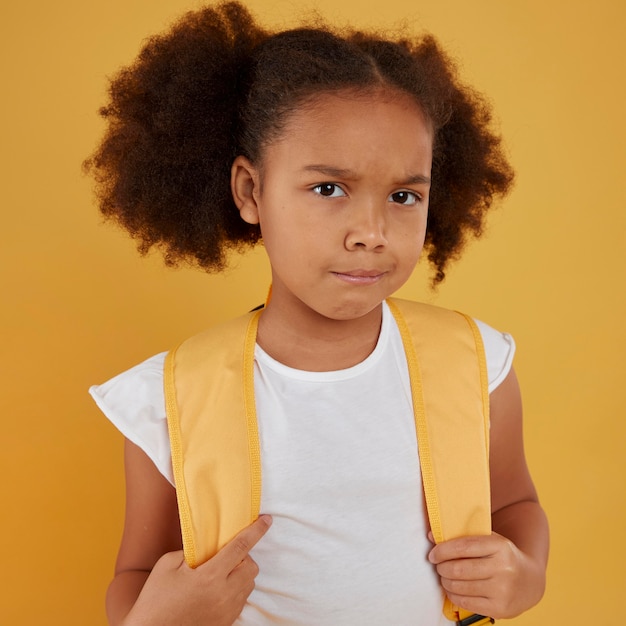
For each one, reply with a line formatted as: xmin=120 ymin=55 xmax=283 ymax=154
xmin=243 ymin=311 xmax=263 ymax=522
xmin=164 ymin=347 xmax=198 ymax=567
xmin=387 ymin=299 xmax=443 ymax=543
xmin=458 ymin=312 xmax=491 ymax=455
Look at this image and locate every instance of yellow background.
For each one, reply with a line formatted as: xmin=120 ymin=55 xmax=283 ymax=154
xmin=1 ymin=0 xmax=624 ymax=623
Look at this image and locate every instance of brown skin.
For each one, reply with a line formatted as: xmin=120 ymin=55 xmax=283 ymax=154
xmin=232 ymin=92 xmax=432 ymax=371
xmin=105 ymin=440 xmax=182 ymax=624
xmin=429 ymin=369 xmax=549 ymax=619
xmin=107 ymin=440 xmax=272 ymax=625
xmin=106 ymin=92 xmax=547 ymax=623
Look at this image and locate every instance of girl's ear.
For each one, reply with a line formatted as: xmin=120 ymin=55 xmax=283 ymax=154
xmin=231 ymin=156 xmax=261 ymax=225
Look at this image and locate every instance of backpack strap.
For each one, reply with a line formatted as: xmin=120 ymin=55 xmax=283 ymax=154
xmin=164 ymin=309 xmax=262 ymax=568
xmin=165 ymin=298 xmax=493 ymax=623
xmin=388 ymin=298 xmax=493 ymax=624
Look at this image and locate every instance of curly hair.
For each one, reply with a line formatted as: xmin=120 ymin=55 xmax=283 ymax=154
xmin=84 ymin=1 xmax=514 ymax=283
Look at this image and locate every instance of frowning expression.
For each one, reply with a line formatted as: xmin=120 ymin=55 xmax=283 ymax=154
xmin=233 ymin=89 xmax=433 ymax=322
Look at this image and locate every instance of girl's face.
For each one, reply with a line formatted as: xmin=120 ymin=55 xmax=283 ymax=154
xmin=232 ymin=89 xmax=433 ymax=324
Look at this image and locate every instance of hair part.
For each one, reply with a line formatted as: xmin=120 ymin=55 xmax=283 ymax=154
xmin=84 ymin=1 xmax=514 ymax=283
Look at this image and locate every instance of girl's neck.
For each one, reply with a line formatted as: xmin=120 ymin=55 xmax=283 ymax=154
xmin=256 ymin=299 xmax=384 ymax=372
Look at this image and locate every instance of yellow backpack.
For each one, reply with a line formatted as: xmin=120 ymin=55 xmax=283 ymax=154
xmin=165 ymin=298 xmax=494 ymax=625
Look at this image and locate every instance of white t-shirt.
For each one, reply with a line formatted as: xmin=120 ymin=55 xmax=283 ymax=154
xmin=91 ymin=302 xmax=515 ymax=625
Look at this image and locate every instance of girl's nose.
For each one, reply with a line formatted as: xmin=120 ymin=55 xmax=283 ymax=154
xmin=344 ymin=202 xmax=388 ymax=251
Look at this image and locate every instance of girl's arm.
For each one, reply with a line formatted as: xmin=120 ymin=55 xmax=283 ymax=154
xmin=428 ymin=368 xmax=549 ymax=619
xmin=107 ymin=439 xmax=271 ymax=626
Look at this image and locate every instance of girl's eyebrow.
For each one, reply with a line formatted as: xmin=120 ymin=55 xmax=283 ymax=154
xmin=302 ymin=164 xmax=358 ymax=179
xmin=402 ymin=174 xmax=431 ymax=185
xmin=302 ymin=164 xmax=431 ymax=185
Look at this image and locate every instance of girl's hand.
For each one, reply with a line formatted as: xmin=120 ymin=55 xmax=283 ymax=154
xmin=428 ymin=531 xmax=545 ymax=619
xmin=124 ymin=515 xmax=272 ymax=626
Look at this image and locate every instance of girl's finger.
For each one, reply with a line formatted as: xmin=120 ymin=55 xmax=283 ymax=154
xmin=211 ymin=515 xmax=273 ymax=574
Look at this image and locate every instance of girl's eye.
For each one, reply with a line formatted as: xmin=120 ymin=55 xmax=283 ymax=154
xmin=312 ymin=183 xmax=346 ymax=198
xmin=390 ymin=190 xmax=421 ymax=205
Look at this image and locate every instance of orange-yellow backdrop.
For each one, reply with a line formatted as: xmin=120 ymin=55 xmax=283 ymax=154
xmin=1 ymin=0 xmax=624 ymax=623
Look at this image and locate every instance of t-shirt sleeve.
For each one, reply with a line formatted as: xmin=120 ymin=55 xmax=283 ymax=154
xmin=473 ymin=319 xmax=516 ymax=393
xmin=89 ymin=352 xmax=174 ymax=485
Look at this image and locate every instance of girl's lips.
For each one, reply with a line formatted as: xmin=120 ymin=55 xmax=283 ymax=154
xmin=332 ymin=270 xmax=386 ymax=285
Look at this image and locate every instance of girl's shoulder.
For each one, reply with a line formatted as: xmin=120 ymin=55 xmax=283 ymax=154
xmin=474 ymin=319 xmax=516 ymax=393
xmin=89 ymin=352 xmax=172 ymax=482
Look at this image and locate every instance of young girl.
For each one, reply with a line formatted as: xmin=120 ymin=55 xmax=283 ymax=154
xmin=86 ymin=2 xmax=549 ymax=624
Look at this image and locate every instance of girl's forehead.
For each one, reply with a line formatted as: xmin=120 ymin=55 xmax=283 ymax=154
xmin=272 ymin=88 xmax=432 ymax=143
xmin=260 ymin=89 xmax=433 ymax=176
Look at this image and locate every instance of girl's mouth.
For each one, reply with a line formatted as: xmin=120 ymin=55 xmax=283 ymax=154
xmin=332 ymin=270 xmax=386 ymax=285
